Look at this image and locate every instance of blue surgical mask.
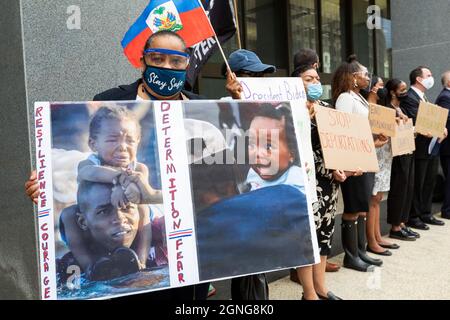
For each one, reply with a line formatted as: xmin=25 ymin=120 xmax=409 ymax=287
xmin=143 ymin=65 xmax=186 ymax=97
xmin=306 ymin=83 xmax=323 ymax=101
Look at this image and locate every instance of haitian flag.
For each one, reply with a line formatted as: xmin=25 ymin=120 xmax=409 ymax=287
xmin=122 ymin=0 xmax=215 ymax=68
xmin=186 ymin=0 xmax=237 ymax=88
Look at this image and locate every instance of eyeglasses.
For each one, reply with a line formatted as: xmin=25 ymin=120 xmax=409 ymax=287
xmin=143 ymin=48 xmax=190 ymax=69
xmin=353 ymin=71 xmax=372 ymax=78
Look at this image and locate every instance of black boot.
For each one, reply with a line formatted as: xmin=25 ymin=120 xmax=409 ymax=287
xmin=341 ymin=219 xmax=374 ymax=272
xmin=357 ymin=216 xmax=383 ymax=266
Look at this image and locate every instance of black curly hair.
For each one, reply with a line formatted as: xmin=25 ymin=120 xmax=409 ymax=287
xmin=252 ymin=103 xmax=301 ymax=166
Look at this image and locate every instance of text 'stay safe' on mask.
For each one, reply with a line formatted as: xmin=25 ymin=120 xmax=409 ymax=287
xmin=143 ymin=65 xmax=186 ymax=97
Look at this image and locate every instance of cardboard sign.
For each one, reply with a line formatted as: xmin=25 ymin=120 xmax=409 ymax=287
xmin=237 ymin=77 xmax=317 ymax=203
xmin=314 ymin=105 xmax=379 ymax=172
xmin=391 ymin=119 xmax=416 ymax=157
xmin=415 ymin=101 xmax=449 ymax=138
xmin=33 ymin=100 xmax=319 ymax=300
xmin=369 ymin=103 xmax=397 ymax=137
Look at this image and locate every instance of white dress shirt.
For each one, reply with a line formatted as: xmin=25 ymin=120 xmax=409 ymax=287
xmin=411 ymin=86 xmax=425 ymax=101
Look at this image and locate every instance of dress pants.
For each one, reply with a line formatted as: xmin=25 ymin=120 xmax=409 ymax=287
xmin=409 ymin=156 xmax=439 ymax=222
xmin=387 ymin=154 xmax=414 ymax=226
xmin=441 ymin=155 xmax=450 ymax=217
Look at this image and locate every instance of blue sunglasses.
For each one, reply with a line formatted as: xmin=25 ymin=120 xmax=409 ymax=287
xmin=143 ymin=48 xmax=190 ymax=58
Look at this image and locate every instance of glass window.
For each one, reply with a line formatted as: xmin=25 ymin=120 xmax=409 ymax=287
xmin=375 ymin=0 xmax=391 ymax=78
xmin=352 ymin=0 xmax=374 ymax=72
xmin=321 ymin=0 xmax=343 ymax=73
xmin=243 ymin=0 xmax=286 ymax=69
xmin=289 ymin=0 xmax=318 ymax=58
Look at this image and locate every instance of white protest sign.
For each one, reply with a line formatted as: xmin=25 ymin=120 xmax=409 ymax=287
xmin=237 ymin=77 xmax=318 ymax=203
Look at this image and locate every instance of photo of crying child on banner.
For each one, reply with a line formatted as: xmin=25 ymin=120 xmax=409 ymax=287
xmin=184 ymin=101 xmax=319 ymax=281
xmin=33 ymin=100 xmax=319 ymax=300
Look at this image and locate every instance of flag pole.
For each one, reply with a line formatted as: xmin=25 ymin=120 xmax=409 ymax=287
xmin=214 ymin=34 xmax=231 ymax=72
xmin=232 ymin=0 xmax=242 ymax=49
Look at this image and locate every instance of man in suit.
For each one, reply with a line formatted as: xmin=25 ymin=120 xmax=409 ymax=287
xmin=401 ymin=66 xmax=447 ymax=230
xmin=436 ymin=71 xmax=450 ymax=219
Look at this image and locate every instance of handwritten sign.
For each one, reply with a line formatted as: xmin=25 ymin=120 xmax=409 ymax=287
xmin=391 ymin=119 xmax=415 ymax=157
xmin=237 ymin=77 xmax=317 ymax=202
xmin=369 ymin=103 xmax=397 ymax=137
xmin=415 ymin=101 xmax=449 ymax=138
xmin=315 ymin=105 xmax=379 ymax=172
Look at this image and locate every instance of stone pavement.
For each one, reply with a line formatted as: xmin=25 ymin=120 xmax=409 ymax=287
xmin=269 ymin=214 xmax=450 ymax=300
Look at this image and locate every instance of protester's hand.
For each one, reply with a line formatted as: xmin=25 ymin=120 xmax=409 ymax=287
xmin=422 ymin=131 xmax=433 ymax=138
xmin=378 ymin=133 xmax=388 ymax=142
xmin=438 ymin=128 xmax=448 ymax=143
xmin=344 ymin=168 xmax=363 ymax=177
xmin=332 ymin=170 xmax=347 ymax=183
xmin=225 ymin=70 xmax=243 ymax=99
xmin=25 ymin=170 xmax=39 ymax=204
xmin=395 ymin=116 xmax=408 ymax=125
xmin=124 ymin=182 xmax=141 ymax=204
xmin=111 ymin=186 xmax=128 ymax=209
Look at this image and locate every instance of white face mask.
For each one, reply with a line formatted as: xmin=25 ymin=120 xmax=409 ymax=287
xmin=421 ymin=76 xmax=435 ymax=90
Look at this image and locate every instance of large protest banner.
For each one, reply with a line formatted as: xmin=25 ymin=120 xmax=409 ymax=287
xmin=415 ymin=101 xmax=449 ymax=138
xmin=186 ymin=0 xmax=237 ymax=88
xmin=391 ymin=119 xmax=415 ymax=157
xmin=33 ymin=100 xmax=319 ymax=300
xmin=314 ymin=105 xmax=379 ymax=172
xmin=236 ymin=77 xmax=317 ymax=203
xmin=369 ymin=103 xmax=397 ymax=137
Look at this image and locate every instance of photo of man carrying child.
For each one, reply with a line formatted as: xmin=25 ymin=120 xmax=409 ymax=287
xmin=50 ymin=102 xmax=169 ymax=299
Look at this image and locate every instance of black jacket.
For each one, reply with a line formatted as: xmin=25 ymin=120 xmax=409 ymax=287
xmin=436 ymin=88 xmax=450 ymax=156
xmin=93 ymin=79 xmax=204 ymax=101
xmin=400 ymin=88 xmax=431 ymax=159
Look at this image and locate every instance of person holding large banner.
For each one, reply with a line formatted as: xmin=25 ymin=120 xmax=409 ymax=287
xmin=385 ymin=79 xmax=419 ymax=242
xmin=331 ymin=55 xmax=387 ymax=272
xmin=291 ymin=64 xmax=346 ymax=300
xmin=401 ymin=66 xmax=447 ymax=230
xmin=25 ymin=30 xmax=210 ymax=301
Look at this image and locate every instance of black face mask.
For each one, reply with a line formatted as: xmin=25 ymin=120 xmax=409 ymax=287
xmin=397 ymin=92 xmax=408 ymax=100
xmin=376 ymin=88 xmax=388 ymax=101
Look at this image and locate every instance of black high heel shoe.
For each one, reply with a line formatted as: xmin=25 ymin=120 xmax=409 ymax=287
xmin=379 ymin=243 xmax=400 ymax=249
xmin=366 ymin=246 xmax=392 ymax=256
xmin=316 ymin=291 xmax=343 ymax=300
